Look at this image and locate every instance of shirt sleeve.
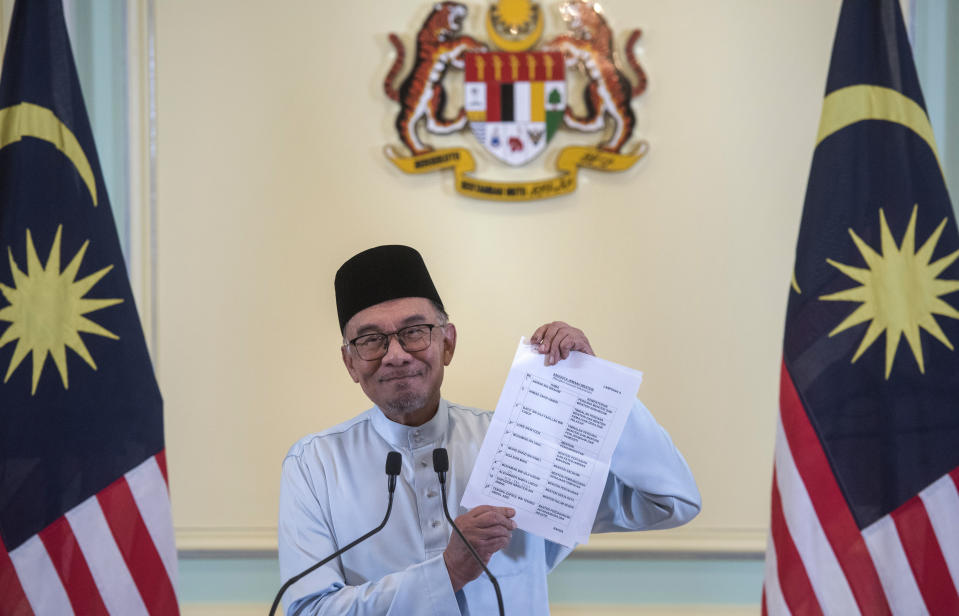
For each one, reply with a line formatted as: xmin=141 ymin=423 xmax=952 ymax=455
xmin=591 ymin=398 xmax=702 ymax=533
xmin=278 ymin=454 xmax=462 ymax=616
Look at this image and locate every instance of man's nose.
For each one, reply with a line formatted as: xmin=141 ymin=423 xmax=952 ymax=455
xmin=381 ymin=334 xmax=412 ymax=363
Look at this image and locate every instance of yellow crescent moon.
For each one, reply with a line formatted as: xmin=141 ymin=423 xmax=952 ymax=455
xmin=0 ymin=102 xmax=98 ymax=206
xmin=486 ymin=6 xmax=544 ymax=52
xmin=816 ymin=84 xmax=942 ymax=175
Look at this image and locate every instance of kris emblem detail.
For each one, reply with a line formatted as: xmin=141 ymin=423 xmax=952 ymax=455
xmin=383 ymin=0 xmax=649 ymax=201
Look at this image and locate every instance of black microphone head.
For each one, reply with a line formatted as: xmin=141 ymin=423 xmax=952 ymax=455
xmin=432 ymin=448 xmax=449 ymax=473
xmin=386 ymin=451 xmax=402 ymax=476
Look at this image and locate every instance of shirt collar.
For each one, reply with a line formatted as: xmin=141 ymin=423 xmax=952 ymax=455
xmin=370 ymin=398 xmax=449 ymax=451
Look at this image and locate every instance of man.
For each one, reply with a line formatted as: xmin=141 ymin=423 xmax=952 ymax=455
xmin=278 ymin=245 xmax=701 ymax=614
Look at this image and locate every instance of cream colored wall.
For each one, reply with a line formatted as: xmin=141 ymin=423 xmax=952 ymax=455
xmin=155 ymin=0 xmax=841 ymax=553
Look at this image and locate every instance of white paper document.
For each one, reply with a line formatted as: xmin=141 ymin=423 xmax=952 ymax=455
xmin=461 ymin=338 xmax=643 ymax=548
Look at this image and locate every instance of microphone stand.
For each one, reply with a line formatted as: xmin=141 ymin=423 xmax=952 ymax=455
xmin=434 ymin=448 xmax=505 ymax=616
xmin=268 ymin=452 xmax=401 ymax=616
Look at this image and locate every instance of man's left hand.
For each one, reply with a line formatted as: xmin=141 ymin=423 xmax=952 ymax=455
xmin=530 ymin=321 xmax=594 ymax=365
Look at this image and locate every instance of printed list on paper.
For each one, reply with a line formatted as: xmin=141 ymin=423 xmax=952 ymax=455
xmin=461 ymin=338 xmax=643 ymax=548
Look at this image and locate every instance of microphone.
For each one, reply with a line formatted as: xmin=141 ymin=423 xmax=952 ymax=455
xmin=269 ymin=451 xmax=403 ymax=616
xmin=386 ymin=450 xmax=402 ymax=492
xmin=433 ymin=448 xmax=505 ymax=616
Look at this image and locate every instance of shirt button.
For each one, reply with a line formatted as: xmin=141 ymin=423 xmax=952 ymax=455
xmin=420 ymin=459 xmax=429 ymax=467
xmin=412 ymin=430 xmax=421 ymax=437
xmin=427 ymin=490 xmax=437 ymax=498
xmin=431 ymin=520 xmax=441 ymax=528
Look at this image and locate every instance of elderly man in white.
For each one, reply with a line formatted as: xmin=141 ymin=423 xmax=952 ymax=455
xmin=278 ymin=244 xmax=701 ymax=615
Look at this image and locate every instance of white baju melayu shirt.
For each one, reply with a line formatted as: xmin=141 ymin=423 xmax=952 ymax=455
xmin=278 ymin=398 xmax=700 ymax=615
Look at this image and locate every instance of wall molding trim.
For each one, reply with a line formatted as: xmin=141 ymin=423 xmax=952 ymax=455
xmin=177 ymin=527 xmax=277 ymax=553
xmin=176 ymin=526 xmax=767 ymax=558
xmin=180 ymin=603 xmax=757 ymax=616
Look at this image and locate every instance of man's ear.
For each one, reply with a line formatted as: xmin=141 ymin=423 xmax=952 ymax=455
xmin=442 ymin=323 xmax=456 ymax=366
xmin=341 ymin=344 xmax=361 ymax=383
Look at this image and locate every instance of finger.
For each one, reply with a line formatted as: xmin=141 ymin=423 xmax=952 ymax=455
xmin=534 ymin=321 xmax=566 ymax=344
xmin=487 ymin=531 xmax=513 ymax=546
xmin=552 ymin=330 xmax=577 ymax=363
xmin=569 ymin=329 xmax=594 ymax=356
xmin=481 ymin=535 xmax=513 ymax=558
xmin=555 ymin=329 xmax=595 ymax=361
xmin=581 ymin=339 xmax=595 ymax=356
xmin=533 ymin=323 xmax=556 ymax=353
xmin=535 ymin=321 xmax=566 ymax=354
xmin=461 ymin=525 xmax=514 ymax=547
xmin=462 ymin=506 xmax=514 ymax=521
xmin=473 ymin=525 xmax=514 ymax=539
xmin=556 ymin=332 xmax=574 ymax=361
xmin=460 ymin=505 xmax=499 ymax=518
xmin=458 ymin=505 xmax=507 ymax=525
xmin=530 ymin=323 xmax=550 ymax=345
xmin=541 ymin=332 xmax=560 ymax=363
xmin=558 ymin=330 xmax=586 ymax=359
xmin=549 ymin=327 xmax=577 ymax=364
xmin=467 ymin=531 xmax=513 ymax=550
xmin=491 ymin=534 xmax=512 ymax=551
xmin=469 ymin=510 xmax=518 ymax=529
xmin=471 ymin=531 xmax=513 ymax=553
xmin=461 ymin=520 xmax=513 ymax=537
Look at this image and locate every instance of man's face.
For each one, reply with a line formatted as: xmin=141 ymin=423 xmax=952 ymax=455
xmin=341 ymin=297 xmax=456 ymax=426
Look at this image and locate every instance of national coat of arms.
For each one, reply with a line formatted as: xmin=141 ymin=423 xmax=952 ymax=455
xmin=383 ymin=0 xmax=649 ymax=201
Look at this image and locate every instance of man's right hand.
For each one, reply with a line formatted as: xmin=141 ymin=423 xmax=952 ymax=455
xmin=443 ymin=505 xmax=516 ymax=592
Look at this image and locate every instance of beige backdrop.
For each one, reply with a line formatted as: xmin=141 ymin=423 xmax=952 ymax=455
xmin=155 ymin=0 xmax=842 ymax=553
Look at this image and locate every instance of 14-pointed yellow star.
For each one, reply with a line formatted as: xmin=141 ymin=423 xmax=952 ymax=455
xmin=820 ymin=205 xmax=959 ymax=378
xmin=0 ymin=225 xmax=122 ymax=394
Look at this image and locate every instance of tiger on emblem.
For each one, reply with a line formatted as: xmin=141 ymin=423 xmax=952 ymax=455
xmin=384 ymin=2 xmax=487 ymax=155
xmin=545 ymin=0 xmax=647 ymax=153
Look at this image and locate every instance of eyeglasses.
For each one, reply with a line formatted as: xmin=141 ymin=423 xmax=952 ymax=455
xmin=347 ymin=324 xmax=441 ymax=361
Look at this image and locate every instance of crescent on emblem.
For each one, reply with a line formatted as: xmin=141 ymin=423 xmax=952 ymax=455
xmin=0 ymin=102 xmax=98 ymax=206
xmin=486 ymin=7 xmax=544 ymax=52
xmin=816 ymin=84 xmax=942 ymax=174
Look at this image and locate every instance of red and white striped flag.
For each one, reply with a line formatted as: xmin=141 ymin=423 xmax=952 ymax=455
xmin=2 ymin=455 xmax=179 ymax=614
xmin=0 ymin=0 xmax=179 ymax=613
xmin=764 ymin=1 xmax=959 ymax=614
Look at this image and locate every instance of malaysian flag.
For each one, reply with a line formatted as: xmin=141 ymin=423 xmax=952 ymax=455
xmin=0 ymin=0 xmax=178 ymax=614
xmin=763 ymin=1 xmax=959 ymax=614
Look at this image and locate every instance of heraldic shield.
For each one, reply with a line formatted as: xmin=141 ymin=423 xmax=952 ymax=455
xmin=464 ymin=51 xmax=566 ymax=166
xmin=383 ymin=0 xmax=649 ymax=201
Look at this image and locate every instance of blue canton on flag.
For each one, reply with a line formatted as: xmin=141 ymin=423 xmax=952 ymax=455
xmin=764 ymin=1 xmax=959 ymax=614
xmin=0 ymin=1 xmax=179 ymax=613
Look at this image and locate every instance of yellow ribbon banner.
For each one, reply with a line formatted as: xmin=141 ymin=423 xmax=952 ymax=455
xmin=384 ymin=143 xmax=648 ymax=202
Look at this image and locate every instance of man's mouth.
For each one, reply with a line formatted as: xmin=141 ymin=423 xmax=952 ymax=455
xmin=380 ymin=371 xmax=421 ymax=383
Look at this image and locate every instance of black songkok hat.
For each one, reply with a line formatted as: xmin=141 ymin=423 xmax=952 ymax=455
xmin=335 ymin=245 xmax=444 ymax=331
